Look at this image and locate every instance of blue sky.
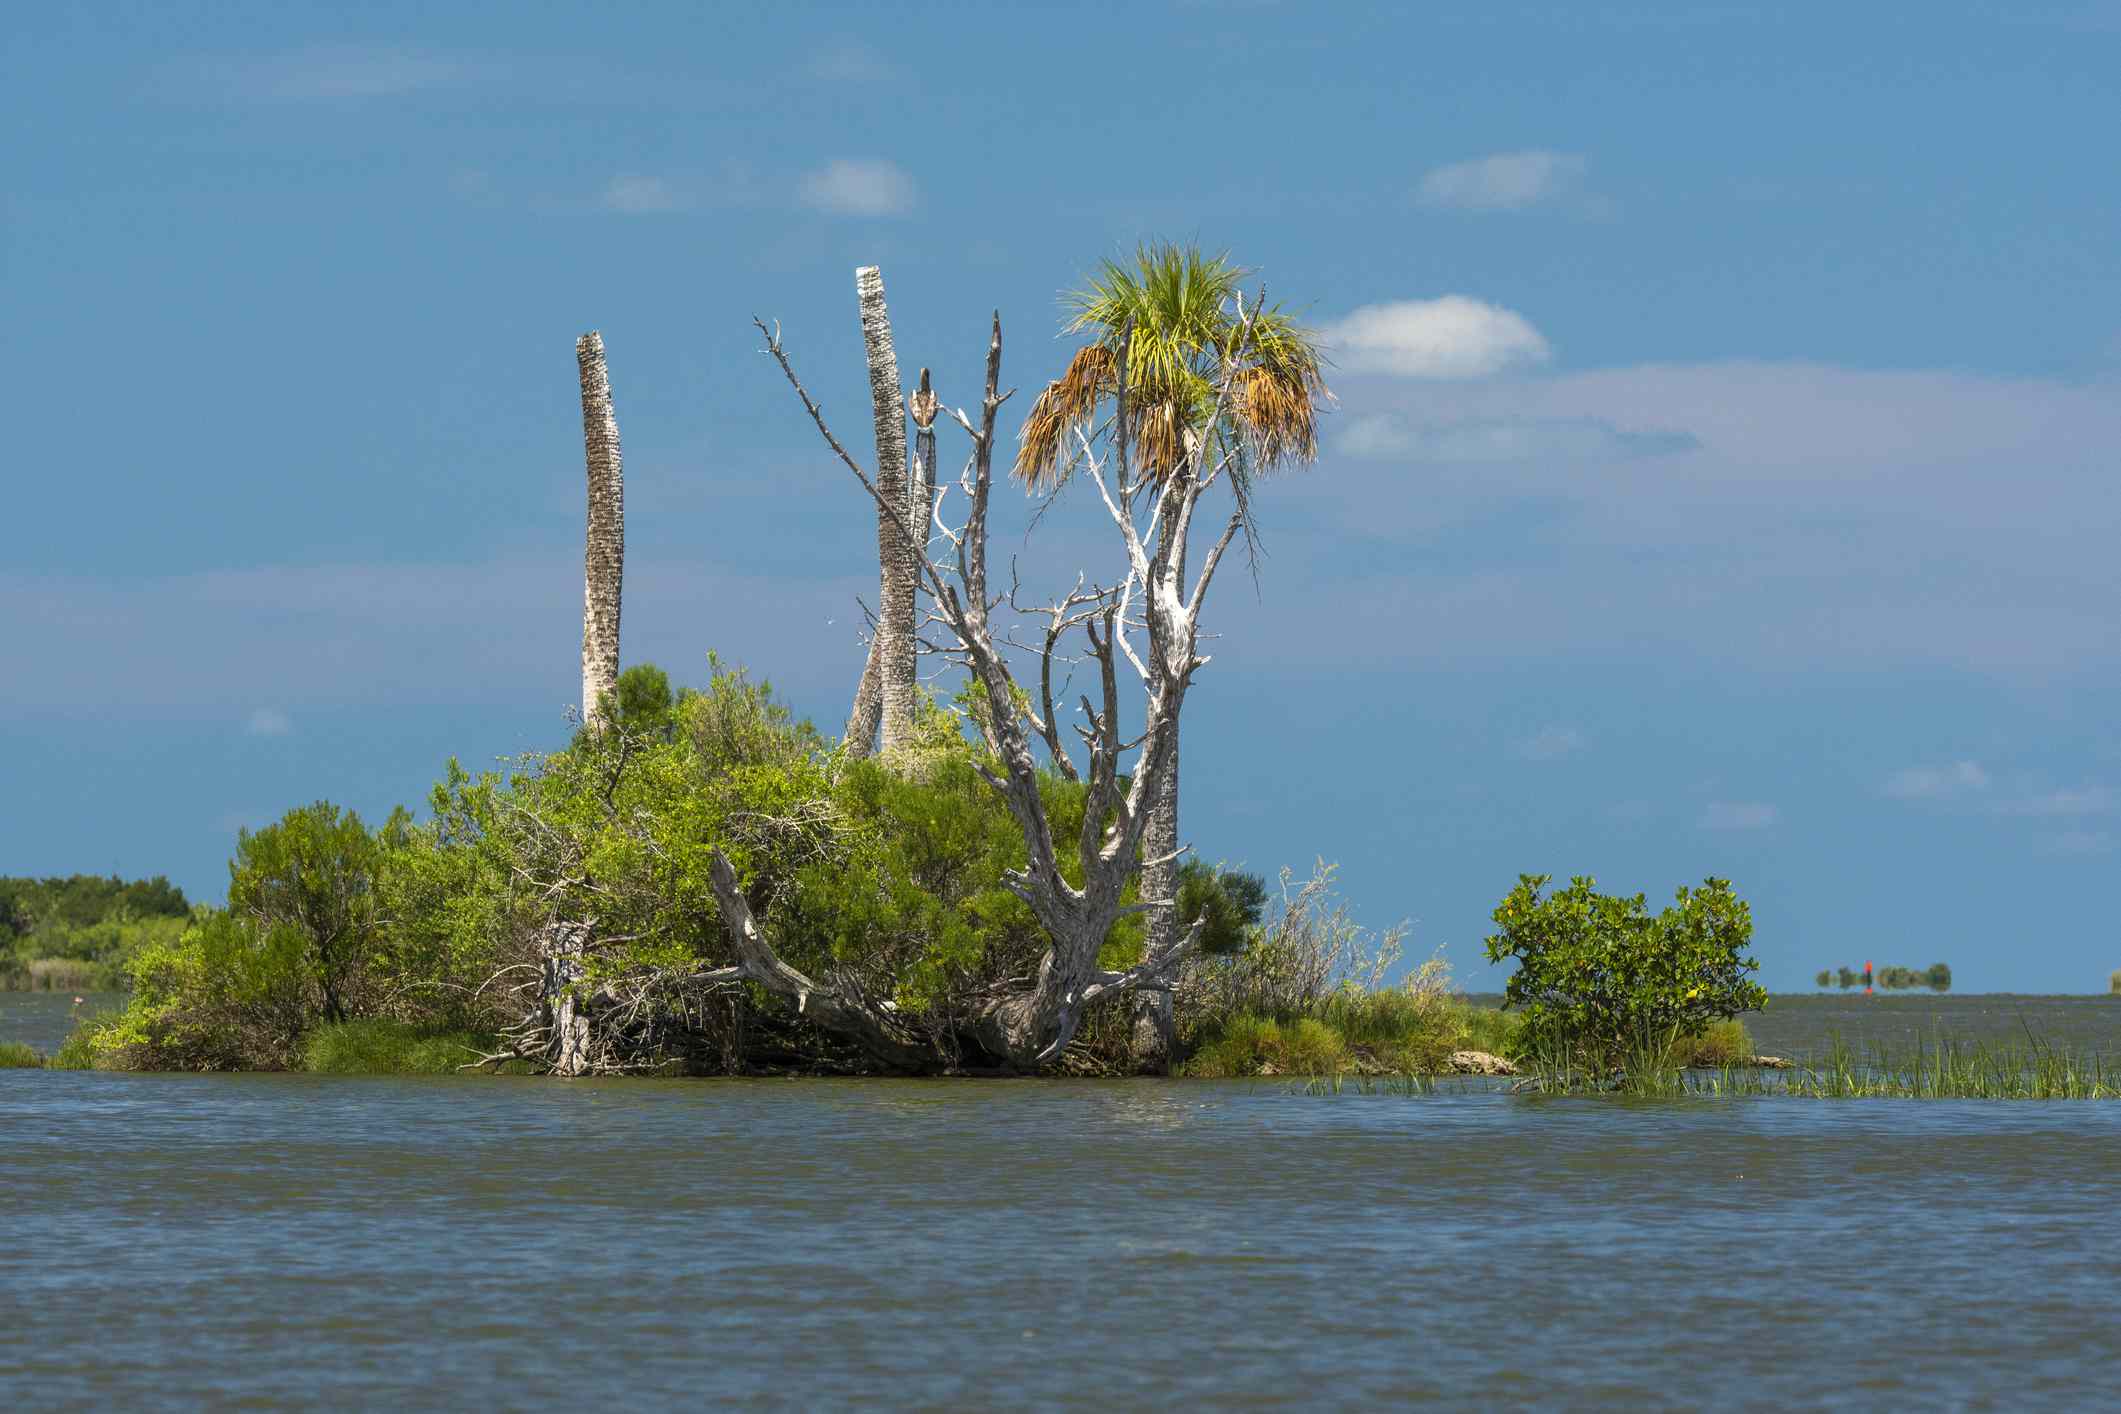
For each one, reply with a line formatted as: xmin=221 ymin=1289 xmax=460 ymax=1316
xmin=5 ymin=1 xmax=2118 ymax=991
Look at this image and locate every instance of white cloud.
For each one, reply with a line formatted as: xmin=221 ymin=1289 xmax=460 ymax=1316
xmin=601 ymin=175 xmax=682 ymax=214
xmin=1338 ymin=413 xmax=1694 ymax=463
xmin=1701 ymin=801 xmax=1779 ymax=831
xmin=798 ymin=159 xmax=917 ymax=217
xmin=1517 ymin=726 xmax=1586 ymax=761
xmin=2049 ymin=830 xmax=2115 ymax=855
xmin=1323 ymin=297 xmax=1551 ymax=378
xmin=1883 ymin=760 xmax=1990 ymax=800
xmin=1999 ymin=785 xmax=2113 ymax=818
xmin=172 ymin=46 xmax=465 ymax=102
xmin=245 ymin=707 xmax=292 ymax=737
xmin=1418 ymin=150 xmax=1587 ymax=211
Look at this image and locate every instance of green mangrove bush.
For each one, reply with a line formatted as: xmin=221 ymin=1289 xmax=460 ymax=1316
xmin=1484 ymin=874 xmax=1766 ymax=1082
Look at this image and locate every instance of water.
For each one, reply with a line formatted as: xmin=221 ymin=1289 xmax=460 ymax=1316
xmin=6 ymin=1072 xmax=2120 ymax=1406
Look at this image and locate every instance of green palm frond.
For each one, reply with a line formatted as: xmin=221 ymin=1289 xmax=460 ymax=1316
xmin=1020 ymin=241 xmax=1331 ymax=488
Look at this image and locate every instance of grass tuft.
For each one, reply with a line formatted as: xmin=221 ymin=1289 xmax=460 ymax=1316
xmin=0 ymin=1040 xmax=43 ymax=1068
xmin=302 ymin=1019 xmax=520 ymax=1076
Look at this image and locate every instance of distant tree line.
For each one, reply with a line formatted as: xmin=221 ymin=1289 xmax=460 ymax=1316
xmin=1813 ymin=963 xmax=1951 ymax=992
xmin=1 ymin=875 xmax=193 ymax=990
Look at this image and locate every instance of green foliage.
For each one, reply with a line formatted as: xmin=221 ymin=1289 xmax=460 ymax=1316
xmin=303 ymin=1020 xmax=521 ymax=1075
xmin=1815 ymin=969 xmax=1832 ymax=988
xmin=2111 ymin=969 xmax=2120 ymax=996
xmin=48 ymin=1009 xmax=122 ymax=1070
xmin=0 ymin=1040 xmax=41 ymax=1068
xmin=1 ymin=874 xmax=193 ymax=990
xmin=1484 ymin=875 xmax=1767 ymax=1079
xmin=1185 ymin=1014 xmax=1348 ymax=1077
xmin=615 ymin=662 xmax=676 ymax=736
xmin=1175 ymin=860 xmax=1267 ymax=956
xmin=227 ymin=802 xmax=392 ymax=1024
xmin=0 ymin=874 xmax=189 ymax=937
xmin=93 ymin=909 xmax=316 ymax=1070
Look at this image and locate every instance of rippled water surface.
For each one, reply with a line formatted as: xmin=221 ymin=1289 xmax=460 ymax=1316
xmin=5 ymin=1059 xmax=2119 ymax=1408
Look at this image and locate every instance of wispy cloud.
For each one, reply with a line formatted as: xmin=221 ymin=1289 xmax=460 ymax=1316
xmin=1418 ymin=150 xmax=1587 ymax=211
xmin=1999 ymin=785 xmax=2112 ymax=818
xmin=600 ymin=175 xmax=683 ymax=214
xmin=168 ymin=46 xmax=468 ymax=102
xmin=798 ymin=159 xmax=917 ymax=217
xmin=1517 ymin=726 xmax=1586 ymax=761
xmin=1883 ymin=760 xmax=1990 ymax=800
xmin=1323 ymin=296 xmax=1551 ymax=379
xmin=1701 ymin=801 xmax=1779 ymax=831
xmin=2048 ymin=830 xmax=2115 ymax=855
xmin=244 ymin=707 xmax=292 ymax=737
xmin=804 ymin=40 xmax=898 ymax=83
xmin=1338 ymin=413 xmax=1694 ymax=463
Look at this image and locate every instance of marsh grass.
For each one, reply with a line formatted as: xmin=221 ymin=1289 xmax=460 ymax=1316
xmin=1181 ymin=992 xmax=1520 ymax=1078
xmin=1519 ymin=1032 xmax=2121 ymax=1099
xmin=0 ymin=1040 xmax=42 ymax=1068
xmin=1726 ymin=1034 xmax=2119 ymax=1099
xmin=303 ymin=1019 xmax=530 ymax=1075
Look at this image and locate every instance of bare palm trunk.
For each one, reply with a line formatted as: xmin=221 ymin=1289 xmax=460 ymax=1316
xmin=576 ymin=331 xmax=624 ymax=733
xmin=857 ymin=266 xmax=916 ymax=752
xmin=844 ymin=638 xmax=884 ymax=754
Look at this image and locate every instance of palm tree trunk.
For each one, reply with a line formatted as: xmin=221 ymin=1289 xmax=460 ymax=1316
xmin=844 ymin=637 xmax=882 ymax=754
xmin=576 ymin=331 xmax=624 ymax=734
xmin=856 ymin=266 xmax=915 ymax=752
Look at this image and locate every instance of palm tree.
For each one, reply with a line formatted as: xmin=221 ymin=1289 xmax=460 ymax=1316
xmin=576 ymin=331 xmax=624 ymax=734
xmin=1016 ymin=243 xmax=1330 ymax=1066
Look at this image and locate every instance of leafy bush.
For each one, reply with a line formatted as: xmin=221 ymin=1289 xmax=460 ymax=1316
xmin=227 ymin=802 xmax=394 ymax=1024
xmin=48 ymin=1009 xmax=122 ymax=1070
xmin=2111 ymin=969 xmax=2120 ymax=996
xmin=92 ymin=909 xmax=316 ymax=1070
xmin=1484 ymin=874 xmax=1767 ymax=1080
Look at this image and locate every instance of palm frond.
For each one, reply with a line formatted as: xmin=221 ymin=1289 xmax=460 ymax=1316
xmin=1014 ymin=343 xmax=1115 ymax=488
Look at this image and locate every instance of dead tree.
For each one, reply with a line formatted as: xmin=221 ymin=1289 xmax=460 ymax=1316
xmin=737 ymin=307 xmax=1258 ymax=1068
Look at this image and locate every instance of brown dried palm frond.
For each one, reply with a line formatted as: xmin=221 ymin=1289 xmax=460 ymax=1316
xmin=1231 ymin=315 xmax=1331 ymax=472
xmin=1014 ymin=344 xmax=1116 ymax=488
xmin=1234 ymin=363 xmax=1320 ymax=468
xmin=1128 ymin=395 xmax=1192 ymax=484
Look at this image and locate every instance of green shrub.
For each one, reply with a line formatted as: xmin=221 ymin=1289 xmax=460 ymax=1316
xmin=1484 ymin=874 xmax=1767 ymax=1080
xmin=227 ymin=801 xmax=393 ymax=1025
xmin=0 ymin=1040 xmax=42 ymax=1068
xmin=303 ymin=1020 xmax=514 ymax=1075
xmin=92 ymin=910 xmax=315 ymax=1070
xmin=48 ymin=1010 xmax=122 ymax=1070
xmin=2110 ymin=969 xmax=2119 ymax=996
